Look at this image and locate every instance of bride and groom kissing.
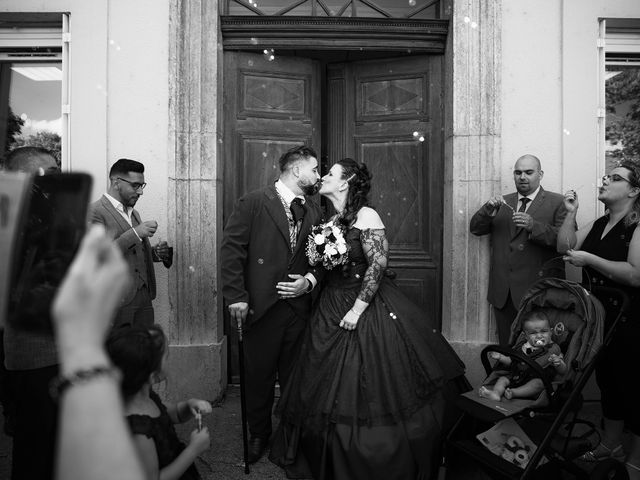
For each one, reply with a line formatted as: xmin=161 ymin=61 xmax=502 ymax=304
xmin=221 ymin=145 xmax=466 ymax=480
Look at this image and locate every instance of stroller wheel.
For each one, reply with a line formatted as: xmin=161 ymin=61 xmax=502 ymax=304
xmin=589 ymin=459 xmax=629 ymax=480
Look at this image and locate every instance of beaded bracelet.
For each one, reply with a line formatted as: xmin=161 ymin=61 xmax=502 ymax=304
xmin=49 ymin=365 xmax=121 ymax=400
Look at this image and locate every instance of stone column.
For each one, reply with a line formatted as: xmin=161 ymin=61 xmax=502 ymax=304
xmin=442 ymin=0 xmax=502 ymax=384
xmin=164 ymin=0 xmax=226 ymax=402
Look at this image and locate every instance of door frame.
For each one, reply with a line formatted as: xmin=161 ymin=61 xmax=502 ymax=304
xmin=220 ymin=16 xmax=448 ymax=54
xmin=220 ymin=17 xmax=449 ymax=382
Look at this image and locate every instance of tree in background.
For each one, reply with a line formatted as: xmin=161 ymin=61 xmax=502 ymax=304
xmin=13 ymin=130 xmax=61 ymax=166
xmin=2 ymin=106 xmax=25 ymax=167
xmin=605 ymin=68 xmax=640 ymax=162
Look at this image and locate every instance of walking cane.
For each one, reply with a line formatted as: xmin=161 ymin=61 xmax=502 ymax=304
xmin=237 ymin=318 xmax=250 ymax=474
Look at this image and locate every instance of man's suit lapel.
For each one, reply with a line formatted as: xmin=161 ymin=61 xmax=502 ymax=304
xmin=100 ymin=195 xmax=132 ymax=234
xmin=263 ymin=186 xmax=291 ymax=248
xmin=525 ymin=187 xmax=545 ymax=218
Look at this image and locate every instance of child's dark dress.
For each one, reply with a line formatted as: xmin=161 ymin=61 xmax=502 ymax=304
xmin=126 ymin=389 xmax=201 ymax=480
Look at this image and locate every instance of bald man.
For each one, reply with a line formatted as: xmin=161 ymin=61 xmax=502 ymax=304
xmin=470 ymin=155 xmax=568 ymax=344
xmin=2 ymin=146 xmax=61 ymax=480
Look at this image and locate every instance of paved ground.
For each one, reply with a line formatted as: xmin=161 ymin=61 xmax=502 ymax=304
xmin=0 ymin=385 xmax=288 ymax=480
xmin=0 ymin=385 xmax=630 ymax=480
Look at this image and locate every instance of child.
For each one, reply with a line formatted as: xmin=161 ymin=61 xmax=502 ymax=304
xmin=479 ymin=309 xmax=567 ymax=401
xmin=106 ymin=324 xmax=212 ymax=480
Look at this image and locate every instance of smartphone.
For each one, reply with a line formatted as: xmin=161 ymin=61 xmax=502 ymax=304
xmin=6 ymin=173 xmax=92 ymax=333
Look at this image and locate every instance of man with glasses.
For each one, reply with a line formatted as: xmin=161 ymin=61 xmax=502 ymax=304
xmin=89 ymin=158 xmax=172 ymax=327
xmin=470 ymin=154 xmax=568 ymax=345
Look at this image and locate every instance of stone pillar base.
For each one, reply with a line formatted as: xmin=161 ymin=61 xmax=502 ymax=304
xmin=157 ymin=337 xmax=228 ymax=404
xmin=449 ymin=340 xmax=493 ymax=389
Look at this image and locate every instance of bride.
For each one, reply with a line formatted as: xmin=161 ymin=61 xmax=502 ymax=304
xmin=269 ymin=158 xmax=467 ymax=480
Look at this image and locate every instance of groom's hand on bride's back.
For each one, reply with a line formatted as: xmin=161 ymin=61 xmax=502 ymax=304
xmin=228 ymin=302 xmax=249 ymax=328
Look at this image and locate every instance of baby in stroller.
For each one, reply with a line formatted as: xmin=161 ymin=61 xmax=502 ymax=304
xmin=479 ymin=309 xmax=568 ymax=402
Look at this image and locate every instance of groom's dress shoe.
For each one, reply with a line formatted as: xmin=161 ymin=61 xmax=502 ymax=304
xmin=247 ymin=436 xmax=268 ymax=464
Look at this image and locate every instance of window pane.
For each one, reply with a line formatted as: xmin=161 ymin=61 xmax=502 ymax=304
xmin=2 ymin=62 xmax=62 ymax=166
xmin=605 ymin=63 xmax=640 ymax=170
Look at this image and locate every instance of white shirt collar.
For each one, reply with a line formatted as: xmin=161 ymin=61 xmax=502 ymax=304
xmin=275 ymin=179 xmax=304 ymax=205
xmin=105 ymin=192 xmax=132 ymax=216
xmin=518 ymin=185 xmax=541 ymax=203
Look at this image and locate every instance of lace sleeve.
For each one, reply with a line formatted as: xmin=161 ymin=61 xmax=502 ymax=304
xmin=358 ymin=228 xmax=389 ymax=303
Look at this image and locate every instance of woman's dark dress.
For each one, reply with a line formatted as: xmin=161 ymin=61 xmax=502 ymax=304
xmin=127 ymin=390 xmax=201 ymax=480
xmin=269 ymin=227 xmax=467 ymax=480
xmin=580 ymin=215 xmax=640 ymax=435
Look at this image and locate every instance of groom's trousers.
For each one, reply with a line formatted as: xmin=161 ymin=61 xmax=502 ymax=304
xmin=243 ymin=300 xmax=307 ymax=440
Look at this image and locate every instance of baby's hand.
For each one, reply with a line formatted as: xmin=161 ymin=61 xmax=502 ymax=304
xmin=548 ymin=353 xmax=565 ymax=367
xmin=489 ymin=351 xmax=502 ymax=361
xmin=189 ymin=427 xmax=211 ymax=455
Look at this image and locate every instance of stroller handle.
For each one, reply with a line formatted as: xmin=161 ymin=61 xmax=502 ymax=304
xmin=480 ymin=344 xmax=555 ymax=401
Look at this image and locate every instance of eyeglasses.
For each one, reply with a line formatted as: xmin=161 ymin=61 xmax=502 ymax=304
xmin=602 ymin=174 xmax=634 ymax=186
xmin=117 ymin=177 xmax=147 ymax=191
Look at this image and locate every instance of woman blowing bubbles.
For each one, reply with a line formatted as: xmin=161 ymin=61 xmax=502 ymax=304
xmin=557 ymin=159 xmax=640 ymax=479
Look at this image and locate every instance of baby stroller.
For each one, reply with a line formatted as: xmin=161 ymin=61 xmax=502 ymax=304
xmin=445 ymin=277 xmax=629 ymax=480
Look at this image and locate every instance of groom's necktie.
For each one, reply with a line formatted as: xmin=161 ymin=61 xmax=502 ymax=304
xmin=289 ymin=197 xmax=306 ymax=248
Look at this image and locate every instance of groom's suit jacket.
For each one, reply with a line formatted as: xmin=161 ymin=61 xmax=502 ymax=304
xmin=221 ymin=184 xmax=323 ymax=327
xmin=470 ymin=187 xmax=567 ymax=310
xmin=89 ymin=195 xmax=157 ymax=306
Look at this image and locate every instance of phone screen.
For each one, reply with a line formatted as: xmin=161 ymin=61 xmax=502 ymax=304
xmin=8 ymin=173 xmax=92 ymax=333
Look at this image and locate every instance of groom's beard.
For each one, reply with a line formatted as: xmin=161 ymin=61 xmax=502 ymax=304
xmin=301 ymin=181 xmax=320 ymax=196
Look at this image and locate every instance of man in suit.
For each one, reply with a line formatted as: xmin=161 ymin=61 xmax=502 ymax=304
xmin=89 ymin=158 xmax=171 ymax=327
xmin=470 ymin=154 xmax=568 ymax=345
xmin=221 ymin=145 xmax=323 ymax=463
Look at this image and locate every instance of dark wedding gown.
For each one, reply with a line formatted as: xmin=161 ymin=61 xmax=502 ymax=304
xmin=269 ymin=227 xmax=468 ymax=480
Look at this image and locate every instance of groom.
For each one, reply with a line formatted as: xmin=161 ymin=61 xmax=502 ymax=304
xmin=221 ymin=145 xmax=323 ymax=463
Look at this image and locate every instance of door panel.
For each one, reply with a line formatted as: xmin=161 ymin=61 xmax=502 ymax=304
xmin=223 ymin=51 xmax=321 ymax=381
xmin=327 ymin=55 xmax=443 ymax=321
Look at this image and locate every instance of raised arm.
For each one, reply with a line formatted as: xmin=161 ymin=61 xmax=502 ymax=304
xmin=339 ymin=207 xmax=387 ymax=330
xmin=557 ymin=189 xmax=591 ymax=253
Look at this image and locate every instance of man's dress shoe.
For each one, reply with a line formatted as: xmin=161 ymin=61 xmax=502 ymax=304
xmin=247 ymin=436 xmax=268 ymax=464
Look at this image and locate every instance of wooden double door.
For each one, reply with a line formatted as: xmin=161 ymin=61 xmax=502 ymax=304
xmin=223 ymin=51 xmax=444 ymax=381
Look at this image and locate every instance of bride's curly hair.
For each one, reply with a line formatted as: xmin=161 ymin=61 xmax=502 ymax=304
xmin=617 ymin=158 xmax=640 ymax=226
xmin=335 ymin=158 xmax=372 ymax=229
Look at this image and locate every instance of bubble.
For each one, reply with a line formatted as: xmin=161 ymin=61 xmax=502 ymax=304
xmin=408 ymin=0 xmax=416 ymax=5
xmin=20 ymin=113 xmax=28 ymax=121
xmin=413 ymin=131 xmax=420 ymax=137
xmin=418 ymin=136 xmax=425 ymax=142
xmin=563 ymin=129 xmax=571 ymax=135
xmin=458 ymin=209 xmax=464 ymax=215
xmin=464 ymin=16 xmax=471 ymax=23
xmin=250 ymin=37 xmax=258 ymax=45
xmin=262 ymin=151 xmax=267 ymax=157
xmin=471 ymin=22 xmax=478 ymax=29
xmin=109 ymin=39 xmax=115 ymax=45
xmin=248 ymin=60 xmax=254 ymax=67
xmin=188 ymin=265 xmax=196 ymax=273
xmin=263 ymin=48 xmax=275 ymax=62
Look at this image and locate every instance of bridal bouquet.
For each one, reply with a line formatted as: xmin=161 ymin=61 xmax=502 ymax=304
xmin=305 ymin=220 xmax=350 ymax=270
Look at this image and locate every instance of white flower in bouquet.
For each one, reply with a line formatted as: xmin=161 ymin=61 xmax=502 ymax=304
xmin=305 ymin=219 xmax=350 ymax=269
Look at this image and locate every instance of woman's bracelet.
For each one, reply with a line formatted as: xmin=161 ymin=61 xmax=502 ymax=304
xmin=50 ymin=365 xmax=121 ymax=400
